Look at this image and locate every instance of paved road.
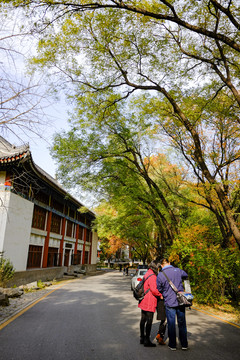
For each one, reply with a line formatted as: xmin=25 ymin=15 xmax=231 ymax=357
xmin=0 ymin=271 xmax=239 ymax=360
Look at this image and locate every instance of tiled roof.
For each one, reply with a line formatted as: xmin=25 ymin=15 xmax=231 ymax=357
xmin=0 ymin=136 xmax=30 ymax=164
xmin=0 ymin=136 xmax=95 ymax=217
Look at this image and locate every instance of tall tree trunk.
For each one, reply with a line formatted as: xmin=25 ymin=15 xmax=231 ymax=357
xmin=214 ymin=183 xmax=240 ymax=249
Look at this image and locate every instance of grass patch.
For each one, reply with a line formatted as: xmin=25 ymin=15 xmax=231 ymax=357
xmin=193 ymin=301 xmax=240 ymax=325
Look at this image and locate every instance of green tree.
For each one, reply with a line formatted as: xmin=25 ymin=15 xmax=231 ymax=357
xmin=4 ymin=0 xmax=240 ymax=247
xmin=52 ymin=116 xmax=191 ymax=253
xmin=95 ymin=201 xmax=158 ymax=264
xmin=169 ymin=221 xmax=240 ymax=305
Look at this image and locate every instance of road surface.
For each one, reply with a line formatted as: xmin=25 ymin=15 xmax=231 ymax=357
xmin=0 ymin=271 xmax=239 ymax=360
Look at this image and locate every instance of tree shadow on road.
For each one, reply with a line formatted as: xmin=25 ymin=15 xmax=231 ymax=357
xmin=0 ymin=271 xmax=239 ymax=360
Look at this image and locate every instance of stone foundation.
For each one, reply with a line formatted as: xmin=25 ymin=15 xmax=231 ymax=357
xmin=68 ymin=264 xmax=97 ymax=274
xmin=6 ymin=267 xmax=67 ymax=287
xmin=6 ymin=264 xmax=98 ymax=287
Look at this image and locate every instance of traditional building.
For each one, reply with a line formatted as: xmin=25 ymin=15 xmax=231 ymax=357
xmin=0 ymin=137 xmax=98 ymax=285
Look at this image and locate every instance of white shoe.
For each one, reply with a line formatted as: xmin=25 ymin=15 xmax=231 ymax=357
xmin=168 ymin=346 xmax=177 ymax=351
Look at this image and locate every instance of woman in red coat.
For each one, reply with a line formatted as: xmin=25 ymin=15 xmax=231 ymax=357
xmin=138 ymin=261 xmax=162 ymax=347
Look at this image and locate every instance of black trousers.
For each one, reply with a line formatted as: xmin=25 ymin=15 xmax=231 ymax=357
xmin=156 ymin=298 xmax=167 ymax=337
xmin=140 ymin=310 xmax=154 ymax=339
xmin=158 ymin=320 xmax=167 ymax=338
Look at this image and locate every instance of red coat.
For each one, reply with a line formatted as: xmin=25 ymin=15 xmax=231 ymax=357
xmin=138 ymin=269 xmax=162 ymax=312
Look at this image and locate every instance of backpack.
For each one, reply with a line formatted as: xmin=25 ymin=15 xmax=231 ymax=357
xmin=133 ymin=274 xmax=154 ymax=301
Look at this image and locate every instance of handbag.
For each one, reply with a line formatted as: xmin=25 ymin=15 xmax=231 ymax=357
xmin=162 ymin=271 xmax=194 ymax=307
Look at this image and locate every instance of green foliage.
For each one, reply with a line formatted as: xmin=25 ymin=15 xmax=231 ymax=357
xmin=37 ymin=280 xmax=46 ymax=289
xmin=3 ymin=0 xmax=240 ymax=303
xmin=3 ymin=0 xmax=239 ymax=248
xmin=169 ymin=225 xmax=240 ymax=305
xmin=96 ymin=201 xmax=157 ymax=263
xmin=0 ymin=255 xmax=15 ymax=287
xmin=40 ymin=0 xmax=239 ymax=248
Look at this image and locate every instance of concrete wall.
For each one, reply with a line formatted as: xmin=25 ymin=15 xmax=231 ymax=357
xmin=69 ymin=264 xmax=97 ymax=273
xmin=0 ymin=191 xmax=8 ymax=254
xmin=0 ymin=171 xmax=8 ymax=253
xmin=0 ymin=191 xmax=34 ymax=271
xmin=7 ymin=265 xmax=97 ymax=287
xmin=7 ymin=267 xmax=67 ymax=287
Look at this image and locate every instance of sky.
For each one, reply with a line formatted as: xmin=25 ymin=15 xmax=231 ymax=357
xmin=1 ymin=8 xmax=62 ymax=177
xmin=20 ymin=102 xmax=69 ymax=179
xmin=0 ymin=8 xmax=99 ymax=209
xmin=1 ymin=8 xmax=86 ymax=202
xmin=1 ymin=35 xmax=93 ymax=207
xmin=4 ymin=92 xmax=69 ymax=179
xmin=4 ymin=99 xmax=96 ymax=209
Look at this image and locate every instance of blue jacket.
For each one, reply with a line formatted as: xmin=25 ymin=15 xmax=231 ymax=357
xmin=156 ymin=265 xmax=188 ymax=307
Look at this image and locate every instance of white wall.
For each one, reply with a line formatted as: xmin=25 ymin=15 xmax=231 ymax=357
xmin=0 ymin=172 xmax=7 ymax=252
xmin=91 ymin=231 xmax=98 ymax=264
xmin=0 ymin=191 xmax=34 ymax=271
xmin=0 ymin=190 xmax=8 ymax=254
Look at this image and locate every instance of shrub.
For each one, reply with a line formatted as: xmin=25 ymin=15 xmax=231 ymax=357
xmin=37 ymin=280 xmax=46 ymax=289
xmin=0 ymin=255 xmax=15 ymax=287
xmin=169 ymin=225 xmax=240 ymax=305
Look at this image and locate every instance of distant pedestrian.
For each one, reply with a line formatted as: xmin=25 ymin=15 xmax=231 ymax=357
xmin=138 ymin=261 xmax=162 ymax=347
xmin=125 ymin=265 xmax=129 ymax=276
xmin=156 ymin=258 xmax=188 ymax=351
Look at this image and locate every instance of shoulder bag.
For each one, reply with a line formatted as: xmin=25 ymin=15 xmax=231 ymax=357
xmin=162 ymin=271 xmax=194 ymax=307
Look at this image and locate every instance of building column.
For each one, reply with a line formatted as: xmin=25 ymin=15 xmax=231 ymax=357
xmin=59 ymin=217 xmax=66 ymax=266
xmin=74 ymin=224 xmax=79 ymax=264
xmin=82 ymin=227 xmax=87 ymax=265
xmin=42 ymin=210 xmax=52 ymax=268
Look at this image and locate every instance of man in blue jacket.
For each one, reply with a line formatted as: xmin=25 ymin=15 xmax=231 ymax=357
xmin=156 ymin=258 xmax=188 ymax=351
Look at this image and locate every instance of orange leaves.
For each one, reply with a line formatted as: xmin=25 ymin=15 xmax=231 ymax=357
xmin=108 ymin=235 xmax=124 ymax=253
xmin=176 ymin=224 xmax=209 ymax=245
xmin=169 ymin=253 xmax=180 ymax=264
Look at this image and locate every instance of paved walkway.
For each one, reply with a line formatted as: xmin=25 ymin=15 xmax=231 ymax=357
xmin=0 ymin=271 xmax=107 ymax=328
xmin=0 ymin=283 xmax=65 ymax=327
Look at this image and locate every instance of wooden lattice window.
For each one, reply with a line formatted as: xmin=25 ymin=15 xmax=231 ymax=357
xmin=66 ymin=220 xmax=73 ymax=237
xmin=86 ymin=229 xmax=92 ymax=243
xmin=84 ymin=251 xmax=89 ymax=264
xmin=27 ymin=245 xmax=42 ymax=268
xmin=32 ymin=205 xmax=46 ymax=230
xmin=72 ymin=251 xmax=82 ymax=265
xmin=78 ymin=226 xmax=84 ymax=240
xmin=64 ymin=249 xmax=70 ymax=266
xmin=50 ymin=213 xmax=61 ymax=234
xmin=78 ymin=213 xmax=85 ymax=224
xmin=47 ymin=247 xmax=59 ymax=267
xmin=69 ymin=208 xmax=75 ymax=219
xmin=77 ymin=250 xmax=82 ymax=264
